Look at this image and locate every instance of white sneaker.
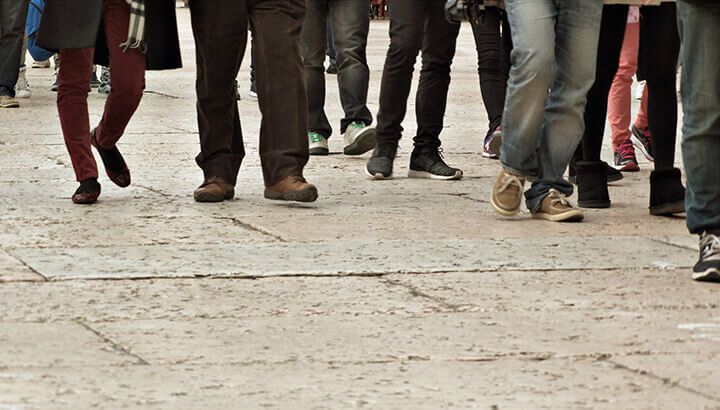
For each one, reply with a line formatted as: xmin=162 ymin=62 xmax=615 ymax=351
xmin=342 ymin=121 xmax=376 ymax=156
xmin=634 ymin=80 xmax=645 ymax=100
xmin=308 ymin=132 xmax=329 ymax=155
xmin=32 ymin=59 xmax=51 ymax=69
xmin=15 ymin=67 xmax=31 ymax=99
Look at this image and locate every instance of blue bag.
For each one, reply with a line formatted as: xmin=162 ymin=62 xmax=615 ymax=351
xmin=26 ymin=0 xmax=56 ymax=62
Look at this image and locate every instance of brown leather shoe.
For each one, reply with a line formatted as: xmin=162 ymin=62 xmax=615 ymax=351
xmin=264 ymin=175 xmax=318 ymax=203
xmin=193 ymin=176 xmax=234 ymax=202
xmin=91 ymin=128 xmax=131 ymax=188
xmin=72 ymin=178 xmax=101 ymax=205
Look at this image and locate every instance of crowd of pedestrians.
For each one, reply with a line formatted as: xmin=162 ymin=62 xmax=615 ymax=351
xmin=0 ymin=0 xmax=717 ymax=282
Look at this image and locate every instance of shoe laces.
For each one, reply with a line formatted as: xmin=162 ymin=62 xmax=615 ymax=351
xmin=616 ymin=140 xmax=635 ymax=159
xmin=288 ymin=175 xmax=307 ymax=184
xmin=700 ymin=232 xmax=720 ymax=261
xmin=547 ymin=189 xmax=571 ymax=208
xmin=498 ymin=173 xmax=524 ymax=194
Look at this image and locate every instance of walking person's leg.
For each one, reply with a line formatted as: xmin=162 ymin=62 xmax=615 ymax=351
xmin=608 ymin=20 xmax=640 ymax=171
xmin=471 ymin=7 xmax=507 ymax=159
xmin=0 ymin=0 xmax=30 ymax=107
xmin=677 ymin=0 xmax=720 ymax=281
xmin=92 ymin=0 xmax=146 ymax=189
xmin=190 ymin=0 xmax=248 ymax=202
xmin=251 ymin=0 xmax=318 ymax=202
xmin=639 ymin=3 xmax=684 ymax=216
xmin=330 ymin=0 xmax=375 ymax=155
xmin=492 ymin=0 xmax=556 ymax=217
xmin=16 ymin=33 xmax=32 ymax=99
xmin=366 ymin=0 xmax=427 ymax=179
xmin=300 ymin=0 xmax=333 ymax=154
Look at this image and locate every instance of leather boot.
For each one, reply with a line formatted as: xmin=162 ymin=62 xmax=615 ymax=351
xmin=264 ymin=175 xmax=318 ymax=203
xmin=650 ymin=167 xmax=685 ymax=216
xmin=576 ymin=161 xmax=611 ymax=208
xmin=193 ymin=177 xmax=234 ymax=203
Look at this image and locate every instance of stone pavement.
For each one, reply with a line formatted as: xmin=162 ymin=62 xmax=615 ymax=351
xmin=1 ymin=11 xmax=719 ymax=410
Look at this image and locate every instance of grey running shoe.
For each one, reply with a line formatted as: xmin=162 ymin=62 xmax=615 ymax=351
xmin=693 ymin=231 xmax=720 ymax=282
xmin=408 ymin=147 xmax=463 ymax=180
xmin=343 ymin=121 xmax=376 ymax=156
xmin=98 ymin=66 xmax=111 ymax=95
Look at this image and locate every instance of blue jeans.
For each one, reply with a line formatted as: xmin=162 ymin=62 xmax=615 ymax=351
xmin=501 ymin=0 xmax=602 ymax=212
xmin=678 ymin=0 xmax=720 ymax=234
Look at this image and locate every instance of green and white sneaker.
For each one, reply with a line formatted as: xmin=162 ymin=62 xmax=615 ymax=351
xmin=343 ymin=121 xmax=376 ymax=156
xmin=308 ymin=131 xmax=329 ymax=156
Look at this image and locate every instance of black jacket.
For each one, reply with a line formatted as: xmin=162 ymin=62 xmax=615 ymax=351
xmin=37 ymin=0 xmax=182 ymax=70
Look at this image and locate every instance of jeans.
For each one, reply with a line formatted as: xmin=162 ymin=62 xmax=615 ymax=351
xmin=301 ymin=0 xmax=372 ymax=138
xmin=191 ymin=0 xmax=309 ymax=187
xmin=0 ymin=0 xmax=29 ymax=97
xmin=470 ymin=7 xmax=511 ymax=132
xmin=374 ymin=0 xmax=460 ymax=149
xmin=501 ymin=0 xmax=602 ymax=212
xmin=58 ymin=0 xmax=146 ymax=182
xmin=678 ymin=0 xmax=720 ymax=234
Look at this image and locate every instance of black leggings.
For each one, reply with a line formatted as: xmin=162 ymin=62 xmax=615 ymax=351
xmin=470 ymin=7 xmax=512 ymax=132
xmin=580 ymin=4 xmax=679 ymax=170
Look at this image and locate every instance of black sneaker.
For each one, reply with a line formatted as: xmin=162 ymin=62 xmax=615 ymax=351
xmin=365 ymin=144 xmax=397 ymax=180
xmin=631 ymin=124 xmax=654 ymax=162
xmin=326 ymin=62 xmax=338 ymax=75
xmin=693 ymin=232 xmax=720 ymax=282
xmin=408 ymin=147 xmax=463 ymax=180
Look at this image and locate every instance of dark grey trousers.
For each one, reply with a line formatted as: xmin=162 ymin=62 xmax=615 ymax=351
xmin=0 ymin=0 xmax=29 ymax=96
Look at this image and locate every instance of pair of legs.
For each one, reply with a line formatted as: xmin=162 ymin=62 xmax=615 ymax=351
xmin=301 ymin=0 xmax=374 ymax=155
xmin=498 ymin=0 xmax=602 ymax=215
xmin=0 ymin=0 xmax=29 ymax=103
xmin=190 ymin=0 xmax=317 ymax=202
xmin=576 ymin=4 xmax=683 ymax=213
xmin=58 ymin=0 xmax=144 ymax=202
xmin=677 ymin=0 xmax=720 ymax=281
xmin=366 ymin=0 xmax=463 ymax=181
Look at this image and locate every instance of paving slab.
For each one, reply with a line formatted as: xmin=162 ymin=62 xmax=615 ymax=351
xmin=8 ymin=237 xmax=695 ymax=280
xmin=0 ymin=250 xmax=43 ymax=282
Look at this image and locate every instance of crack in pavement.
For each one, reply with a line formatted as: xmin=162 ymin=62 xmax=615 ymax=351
xmin=603 ymin=357 xmax=720 ymax=403
xmin=381 ymin=277 xmax=464 ymax=311
xmin=75 ymin=320 xmax=149 ymax=366
xmin=212 ymin=216 xmax=288 ymax=242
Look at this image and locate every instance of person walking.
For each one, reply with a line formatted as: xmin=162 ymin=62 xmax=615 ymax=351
xmin=38 ymin=0 xmax=182 ymax=204
xmin=190 ymin=0 xmax=318 ymax=203
xmin=301 ymin=1 xmax=375 ymax=156
xmin=677 ymin=0 xmax=720 ymax=282
xmin=490 ymin=0 xmax=603 ymax=222
xmin=0 ymin=0 xmax=30 ymax=108
xmin=573 ymin=1 xmax=683 ymax=214
xmin=365 ymin=0 xmax=463 ymax=181
xmin=471 ymin=0 xmax=512 ymax=159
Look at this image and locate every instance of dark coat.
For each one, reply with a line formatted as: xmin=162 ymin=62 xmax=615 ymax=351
xmin=37 ymin=0 xmax=182 ymax=70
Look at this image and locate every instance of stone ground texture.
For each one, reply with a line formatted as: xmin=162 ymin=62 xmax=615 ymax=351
xmin=1 ymin=12 xmax=719 ymax=410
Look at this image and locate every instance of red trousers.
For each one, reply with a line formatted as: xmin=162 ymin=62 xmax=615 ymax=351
xmin=57 ymin=0 xmax=145 ymax=182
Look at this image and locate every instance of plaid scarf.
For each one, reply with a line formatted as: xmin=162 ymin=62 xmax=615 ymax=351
xmin=119 ymin=0 xmax=147 ymax=53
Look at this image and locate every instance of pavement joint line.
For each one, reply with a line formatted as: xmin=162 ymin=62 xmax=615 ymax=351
xmin=211 ymin=216 xmax=289 ymax=242
xmin=649 ymin=237 xmax=698 ymax=252
xmin=75 ymin=320 xmax=150 ymax=366
xmin=143 ymin=90 xmax=182 ymax=99
xmin=603 ymin=357 xmax=720 ymax=403
xmin=2 ymin=250 xmax=48 ymax=282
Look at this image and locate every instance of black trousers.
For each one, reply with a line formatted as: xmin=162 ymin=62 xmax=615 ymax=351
xmin=580 ymin=4 xmax=680 ymax=170
xmin=0 ymin=0 xmax=29 ymax=97
xmin=471 ymin=6 xmax=512 ymax=133
xmin=190 ymin=0 xmax=309 ymax=187
xmin=374 ymin=0 xmax=461 ymax=149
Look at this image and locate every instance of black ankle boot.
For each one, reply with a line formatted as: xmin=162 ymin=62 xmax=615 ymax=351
xmin=576 ymin=161 xmax=611 ymax=208
xmin=649 ymin=167 xmax=685 ymax=216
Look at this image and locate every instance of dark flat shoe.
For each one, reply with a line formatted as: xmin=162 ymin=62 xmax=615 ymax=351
xmin=72 ymin=179 xmax=101 ymax=204
xmin=91 ymin=128 xmax=131 ymax=188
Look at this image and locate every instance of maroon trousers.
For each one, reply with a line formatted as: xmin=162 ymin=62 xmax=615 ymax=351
xmin=57 ymin=0 xmax=146 ymax=182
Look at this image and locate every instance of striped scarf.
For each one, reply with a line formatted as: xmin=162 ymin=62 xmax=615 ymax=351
xmin=119 ymin=0 xmax=146 ymax=53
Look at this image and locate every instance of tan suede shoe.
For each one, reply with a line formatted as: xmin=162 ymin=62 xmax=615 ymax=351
xmin=532 ymin=189 xmax=584 ymax=222
xmin=491 ymin=170 xmax=525 ymax=216
xmin=264 ymin=175 xmax=318 ymax=203
xmin=193 ymin=176 xmax=234 ymax=203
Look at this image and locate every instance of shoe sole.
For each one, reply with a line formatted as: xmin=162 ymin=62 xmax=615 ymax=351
xmin=614 ymin=163 xmax=639 ymax=172
xmin=407 ymin=170 xmax=463 ymax=180
xmin=15 ymin=92 xmax=31 ymax=99
xmin=532 ymin=210 xmax=584 ymax=222
xmin=481 ymin=151 xmax=499 ymax=159
xmin=344 ymin=128 xmax=376 ymax=156
xmin=365 ymin=167 xmax=391 ymax=180
xmin=264 ymin=186 xmax=318 ymax=203
xmin=194 ymin=191 xmax=233 ymax=203
xmin=309 ymin=147 xmax=329 ymax=156
xmin=649 ymin=200 xmax=685 ymax=216
xmin=0 ymin=102 xmax=20 ymax=108
xmin=692 ymin=268 xmax=720 ymax=282
xmin=578 ymin=199 xmax=611 ymax=209
xmin=631 ymin=133 xmax=655 ymax=162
